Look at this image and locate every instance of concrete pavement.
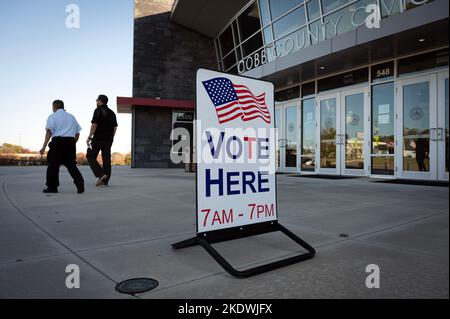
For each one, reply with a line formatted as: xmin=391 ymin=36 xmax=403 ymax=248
xmin=0 ymin=166 xmax=448 ymax=298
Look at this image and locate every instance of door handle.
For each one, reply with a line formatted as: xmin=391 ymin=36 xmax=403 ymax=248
xmin=437 ymin=127 xmax=445 ymax=141
xmin=335 ymin=134 xmax=345 ymax=145
xmin=430 ymin=128 xmax=438 ymax=141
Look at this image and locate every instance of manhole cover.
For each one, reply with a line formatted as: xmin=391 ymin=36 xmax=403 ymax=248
xmin=115 ymin=278 xmax=159 ymax=295
xmin=339 ymin=233 xmax=350 ymax=238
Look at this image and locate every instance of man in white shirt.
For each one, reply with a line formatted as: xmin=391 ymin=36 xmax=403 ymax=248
xmin=39 ymin=100 xmax=84 ymax=193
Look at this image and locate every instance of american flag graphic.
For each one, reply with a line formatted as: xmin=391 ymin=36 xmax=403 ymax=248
xmin=202 ymin=77 xmax=271 ymax=124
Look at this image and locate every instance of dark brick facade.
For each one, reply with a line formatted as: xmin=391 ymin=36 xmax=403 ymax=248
xmin=132 ymin=0 xmax=217 ymax=168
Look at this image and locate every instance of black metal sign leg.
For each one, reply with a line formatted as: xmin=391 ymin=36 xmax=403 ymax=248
xmin=172 ymin=222 xmax=315 ymax=279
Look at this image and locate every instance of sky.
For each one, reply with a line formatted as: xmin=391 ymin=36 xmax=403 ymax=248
xmin=0 ymin=0 xmax=134 ymax=153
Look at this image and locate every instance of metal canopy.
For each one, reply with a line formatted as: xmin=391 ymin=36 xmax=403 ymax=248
xmin=171 ymin=0 xmax=251 ymax=38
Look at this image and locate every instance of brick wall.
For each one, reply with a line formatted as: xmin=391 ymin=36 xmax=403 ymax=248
xmin=132 ymin=0 xmax=217 ymax=168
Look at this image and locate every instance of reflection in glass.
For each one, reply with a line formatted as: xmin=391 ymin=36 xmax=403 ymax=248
xmin=372 ymin=82 xmax=395 ymax=155
xmin=274 ymin=27 xmax=308 ymax=59
xmin=275 ymin=108 xmax=281 ymax=169
xmin=222 ymin=50 xmax=237 ymax=70
xmin=219 ymin=26 xmax=235 ymax=57
xmin=241 ymin=32 xmax=264 ymax=57
xmin=323 ymin=0 xmax=374 ymax=38
xmin=446 ymin=78 xmax=449 ymax=172
xmin=285 ymin=106 xmax=297 ymax=168
xmin=302 ymin=99 xmax=315 ymax=171
xmin=345 ymin=93 xmax=364 ymax=169
xmin=263 ymin=27 xmax=273 ymax=45
xmin=403 ymin=82 xmax=430 ymax=172
xmin=320 ymin=99 xmax=337 ymax=169
xmin=238 ymin=2 xmax=261 ymax=41
xmin=380 ymin=0 xmax=402 ymax=18
xmin=273 ymin=5 xmax=306 ymax=39
xmin=321 ymin=0 xmax=351 ymax=14
xmin=258 ymin=0 xmax=271 ymax=27
xmin=269 ymin=0 xmax=304 ymax=19
xmin=308 ymin=19 xmax=325 ymax=46
xmin=307 ymin=0 xmax=321 ymax=21
xmin=371 ymin=157 xmax=394 ymax=175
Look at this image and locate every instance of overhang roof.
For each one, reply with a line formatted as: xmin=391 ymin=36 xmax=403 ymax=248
xmin=171 ymin=0 xmax=251 ymax=38
xmin=117 ymin=97 xmax=195 ymax=114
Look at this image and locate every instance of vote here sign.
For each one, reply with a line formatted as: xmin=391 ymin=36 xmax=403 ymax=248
xmin=196 ymin=69 xmax=277 ymax=233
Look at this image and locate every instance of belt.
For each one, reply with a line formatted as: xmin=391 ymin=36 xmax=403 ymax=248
xmin=52 ymin=136 xmax=75 ymax=142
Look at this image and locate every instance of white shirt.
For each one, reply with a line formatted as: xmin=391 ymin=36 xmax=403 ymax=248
xmin=45 ymin=109 xmax=82 ymax=137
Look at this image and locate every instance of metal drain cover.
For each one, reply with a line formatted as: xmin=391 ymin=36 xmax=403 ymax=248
xmin=115 ymin=278 xmax=159 ymax=295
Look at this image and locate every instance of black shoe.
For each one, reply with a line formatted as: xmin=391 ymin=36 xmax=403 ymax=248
xmin=43 ymin=188 xmax=58 ymax=194
xmin=76 ymin=184 xmax=85 ymax=194
xmin=96 ymin=174 xmax=108 ymax=186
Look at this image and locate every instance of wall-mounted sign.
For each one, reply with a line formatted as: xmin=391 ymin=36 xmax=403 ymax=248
xmin=196 ymin=69 xmax=276 ymax=233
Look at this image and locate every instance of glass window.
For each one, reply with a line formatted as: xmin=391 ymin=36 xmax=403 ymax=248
xmin=285 ymin=106 xmax=298 ymax=168
xmin=345 ymin=93 xmax=365 ymax=169
xmin=321 ymin=0 xmax=351 ymax=14
xmin=241 ymin=32 xmax=264 ymax=57
xmin=275 ymin=86 xmax=300 ymax=102
xmin=258 ymin=0 xmax=271 ymax=27
xmin=306 ymin=0 xmax=321 ymax=21
xmin=238 ymin=2 xmax=262 ymax=41
xmin=320 ymin=98 xmax=337 ymax=169
xmin=262 ymin=27 xmax=273 ymax=45
xmin=371 ymin=157 xmax=395 ymax=175
xmin=274 ymin=26 xmax=309 ymax=58
xmin=273 ymin=5 xmax=306 ymax=39
xmin=222 ymin=51 xmax=237 ymax=70
xmin=403 ymin=82 xmax=431 ymax=172
xmin=218 ymin=25 xmax=235 ymax=57
xmin=318 ymin=68 xmax=369 ymax=93
xmin=269 ymin=0 xmax=304 ymax=20
xmin=323 ymin=0 xmax=375 ymax=39
xmin=275 ymin=108 xmax=281 ymax=168
xmin=398 ymin=49 xmax=449 ymax=76
xmin=301 ymin=98 xmax=316 ymax=171
xmin=308 ymin=19 xmax=325 ymax=46
xmin=372 ymin=82 xmax=395 ymax=156
xmin=380 ymin=0 xmax=402 ymax=18
xmin=405 ymin=0 xmax=434 ymax=11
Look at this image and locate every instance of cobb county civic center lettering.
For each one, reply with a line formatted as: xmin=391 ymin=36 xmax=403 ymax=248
xmin=237 ymin=0 xmax=431 ymax=74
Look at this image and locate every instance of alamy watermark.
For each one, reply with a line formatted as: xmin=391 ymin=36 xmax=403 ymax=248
xmin=65 ymin=4 xmax=80 ymax=29
xmin=365 ymin=264 xmax=380 ymax=289
xmin=65 ymin=264 xmax=80 ymax=289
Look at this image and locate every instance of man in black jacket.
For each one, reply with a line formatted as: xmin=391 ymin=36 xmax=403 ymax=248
xmin=86 ymin=95 xmax=118 ymax=186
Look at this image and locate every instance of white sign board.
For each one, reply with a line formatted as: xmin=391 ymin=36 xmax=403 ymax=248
xmin=196 ymin=69 xmax=277 ymax=233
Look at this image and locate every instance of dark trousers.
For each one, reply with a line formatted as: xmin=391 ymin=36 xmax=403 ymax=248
xmin=46 ymin=137 xmax=84 ymax=189
xmin=86 ymin=140 xmax=112 ymax=183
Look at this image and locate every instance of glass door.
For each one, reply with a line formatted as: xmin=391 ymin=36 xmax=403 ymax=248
xmin=275 ymin=102 xmax=299 ymax=173
xmin=300 ymin=98 xmax=316 ymax=173
xmin=283 ymin=104 xmax=299 ymax=173
xmin=316 ymin=93 xmax=340 ymax=175
xmin=437 ymin=72 xmax=449 ymax=181
xmin=275 ymin=107 xmax=282 ymax=172
xmin=340 ymin=88 xmax=370 ymax=176
xmin=397 ymin=75 xmax=437 ymax=180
